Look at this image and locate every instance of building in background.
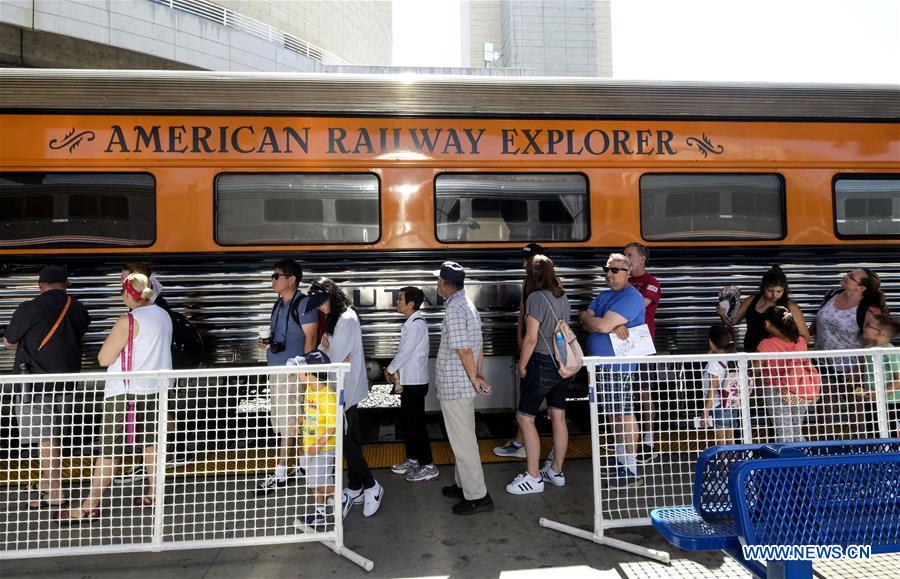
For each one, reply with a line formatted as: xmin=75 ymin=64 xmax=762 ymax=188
xmin=0 ymin=0 xmax=391 ymax=71
xmin=461 ymin=0 xmax=612 ymax=77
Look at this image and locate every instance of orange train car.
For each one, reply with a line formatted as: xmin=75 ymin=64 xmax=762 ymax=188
xmin=1 ymin=71 xmax=898 ymax=411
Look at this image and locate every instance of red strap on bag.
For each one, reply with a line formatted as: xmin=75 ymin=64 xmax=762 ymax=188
xmin=122 ymin=313 xmax=136 ymax=444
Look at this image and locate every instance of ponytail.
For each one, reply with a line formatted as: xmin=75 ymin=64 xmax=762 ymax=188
xmin=857 ymin=269 xmax=888 ymax=330
xmin=767 ymin=305 xmax=801 ymax=342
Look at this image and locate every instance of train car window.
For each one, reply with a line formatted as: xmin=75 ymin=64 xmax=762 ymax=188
xmin=335 ymin=198 xmax=379 ymax=225
xmin=435 ymin=173 xmax=588 ymax=243
xmin=0 ymin=172 xmax=155 ymax=248
xmin=834 ymin=176 xmax=900 ymax=238
xmin=640 ymin=174 xmax=784 ymax=241
xmin=216 ymin=173 xmax=380 ymax=245
xmin=263 ymin=198 xmax=325 ymax=222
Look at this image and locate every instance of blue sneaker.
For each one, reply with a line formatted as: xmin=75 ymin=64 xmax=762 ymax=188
xmin=608 ymin=465 xmax=643 ymax=488
xmin=294 ymin=507 xmax=331 ymax=533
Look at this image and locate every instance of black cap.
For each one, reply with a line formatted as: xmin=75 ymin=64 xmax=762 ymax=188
xmin=303 ymin=283 xmax=330 ymax=314
xmin=433 ymin=261 xmax=465 ymax=284
xmin=38 ymin=265 xmax=67 ymax=284
xmin=521 ymin=243 xmax=544 ymax=261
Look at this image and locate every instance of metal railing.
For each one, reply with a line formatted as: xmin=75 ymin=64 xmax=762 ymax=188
xmin=0 ymin=363 xmax=372 ymax=570
xmin=150 ymin=0 xmax=350 ymax=65
xmin=541 ymin=348 xmax=898 ymax=563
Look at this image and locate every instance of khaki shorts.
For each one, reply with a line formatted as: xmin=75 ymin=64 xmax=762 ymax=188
xmin=97 ymin=394 xmax=159 ymax=458
xmin=15 ymin=387 xmax=71 ymax=444
xmin=268 ymin=377 xmax=301 ymax=438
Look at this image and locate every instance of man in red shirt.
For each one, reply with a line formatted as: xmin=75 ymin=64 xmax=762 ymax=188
xmin=623 ymin=242 xmax=662 ymax=463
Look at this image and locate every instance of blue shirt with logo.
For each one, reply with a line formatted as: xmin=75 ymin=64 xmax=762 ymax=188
xmin=585 ymin=285 xmax=646 ymax=357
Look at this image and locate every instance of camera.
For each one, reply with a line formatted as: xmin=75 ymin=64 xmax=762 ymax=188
xmin=269 ymin=342 xmax=286 ymax=354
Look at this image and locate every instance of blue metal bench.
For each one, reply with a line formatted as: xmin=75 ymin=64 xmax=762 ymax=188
xmin=651 ymin=439 xmax=900 ymax=579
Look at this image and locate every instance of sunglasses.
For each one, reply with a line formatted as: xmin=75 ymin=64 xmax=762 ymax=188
xmin=845 ymin=272 xmax=863 ymax=285
xmin=603 ymin=266 xmax=627 ymax=274
xmin=271 ymin=273 xmax=290 ymax=280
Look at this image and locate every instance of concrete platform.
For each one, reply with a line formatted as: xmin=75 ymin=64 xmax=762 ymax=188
xmin=3 ymin=460 xmax=896 ymax=578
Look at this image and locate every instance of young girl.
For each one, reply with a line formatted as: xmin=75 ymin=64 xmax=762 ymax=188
xmin=700 ymin=325 xmax=740 ymax=446
xmin=757 ymin=306 xmax=822 ymax=442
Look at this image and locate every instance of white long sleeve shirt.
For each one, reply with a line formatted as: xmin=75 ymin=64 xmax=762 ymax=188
xmin=319 ymin=309 xmax=369 ymax=409
xmin=387 ymin=310 xmax=430 ymax=386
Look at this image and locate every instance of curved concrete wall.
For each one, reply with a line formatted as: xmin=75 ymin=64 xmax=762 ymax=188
xmin=217 ymin=0 xmax=392 ymax=66
xmin=0 ymin=0 xmax=392 ymax=70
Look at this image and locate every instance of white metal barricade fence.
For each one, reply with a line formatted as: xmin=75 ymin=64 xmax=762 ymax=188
xmin=540 ymin=348 xmax=897 ymax=563
xmin=0 ymin=363 xmax=374 ymax=570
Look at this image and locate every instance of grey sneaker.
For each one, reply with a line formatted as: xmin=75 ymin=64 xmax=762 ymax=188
xmin=406 ymin=463 xmax=440 ymax=482
xmin=390 ymin=458 xmax=418 ymax=475
xmin=493 ymin=440 xmax=526 ymax=458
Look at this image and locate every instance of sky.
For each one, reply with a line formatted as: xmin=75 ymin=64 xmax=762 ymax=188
xmin=393 ymin=0 xmax=900 ymax=83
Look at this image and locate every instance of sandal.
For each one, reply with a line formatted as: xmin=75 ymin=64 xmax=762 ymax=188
xmin=57 ymin=508 xmax=102 ymax=524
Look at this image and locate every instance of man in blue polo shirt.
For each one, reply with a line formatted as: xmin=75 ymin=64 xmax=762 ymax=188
xmin=580 ymin=253 xmax=646 ymax=486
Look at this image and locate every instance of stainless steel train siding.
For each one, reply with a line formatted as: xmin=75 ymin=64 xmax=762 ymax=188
xmin=2 ymin=248 xmax=898 ymax=375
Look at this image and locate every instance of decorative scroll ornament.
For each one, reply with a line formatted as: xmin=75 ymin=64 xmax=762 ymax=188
xmin=685 ymin=134 xmax=724 ymax=158
xmin=49 ymin=128 xmax=96 ymax=153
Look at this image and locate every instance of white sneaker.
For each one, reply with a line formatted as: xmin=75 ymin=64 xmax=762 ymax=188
xmin=113 ymin=466 xmax=145 ymax=485
xmin=341 ymin=487 xmax=364 ymax=519
xmin=542 ymin=449 xmax=556 ymax=471
xmin=362 ymin=481 xmax=384 ymax=517
xmin=540 ymin=465 xmax=566 ymax=487
xmin=505 ymin=473 xmax=544 ymax=495
xmin=390 ymin=458 xmax=418 ymax=475
xmin=257 ymin=472 xmax=288 ymax=491
xmin=493 ymin=439 xmax=526 ymax=458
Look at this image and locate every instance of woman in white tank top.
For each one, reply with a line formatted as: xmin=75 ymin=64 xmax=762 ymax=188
xmin=60 ymin=273 xmax=173 ymax=523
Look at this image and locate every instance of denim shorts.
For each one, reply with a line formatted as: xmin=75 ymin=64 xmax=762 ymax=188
xmin=712 ymin=407 xmax=740 ymax=431
xmin=518 ymin=353 xmax=570 ymax=417
xmin=598 ymin=369 xmax=634 ymax=414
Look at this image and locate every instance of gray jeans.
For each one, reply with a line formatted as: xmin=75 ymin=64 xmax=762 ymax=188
xmin=769 ymin=396 xmax=809 ymax=443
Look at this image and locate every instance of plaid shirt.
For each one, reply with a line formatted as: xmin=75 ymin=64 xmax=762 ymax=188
xmin=436 ymin=289 xmax=483 ymax=400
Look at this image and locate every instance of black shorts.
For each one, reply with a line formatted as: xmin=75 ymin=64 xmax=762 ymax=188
xmin=518 ymin=352 xmax=571 ymax=417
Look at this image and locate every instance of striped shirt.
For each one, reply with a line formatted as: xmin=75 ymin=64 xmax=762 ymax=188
xmin=436 ymin=289 xmax=483 ymax=401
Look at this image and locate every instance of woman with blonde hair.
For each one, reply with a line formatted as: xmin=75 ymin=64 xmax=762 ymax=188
xmin=59 ymin=273 xmax=172 ymax=522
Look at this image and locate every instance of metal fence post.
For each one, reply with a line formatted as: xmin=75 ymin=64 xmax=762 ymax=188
xmin=152 ymin=373 xmax=169 ymax=551
xmin=872 ymin=352 xmax=890 ymax=438
xmin=738 ymin=357 xmax=753 ymax=444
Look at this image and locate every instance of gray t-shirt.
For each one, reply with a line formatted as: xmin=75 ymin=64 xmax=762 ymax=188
xmin=266 ymin=293 xmax=317 ymax=366
xmin=525 ymin=290 xmax=571 ymax=356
